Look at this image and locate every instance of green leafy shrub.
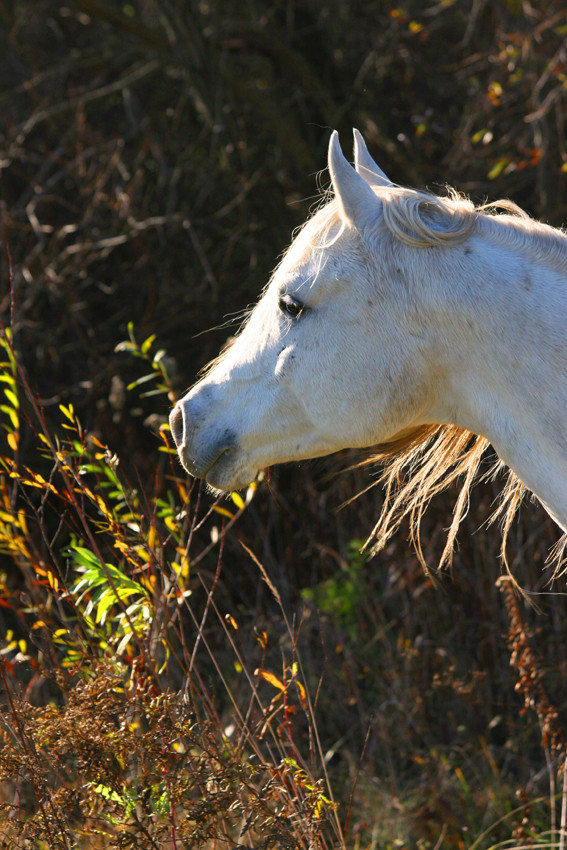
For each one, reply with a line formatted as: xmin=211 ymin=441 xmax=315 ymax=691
xmin=0 ymin=326 xmax=340 ymax=848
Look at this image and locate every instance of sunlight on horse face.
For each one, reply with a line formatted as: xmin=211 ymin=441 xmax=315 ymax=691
xmin=170 ymin=133 xmax=431 ymax=491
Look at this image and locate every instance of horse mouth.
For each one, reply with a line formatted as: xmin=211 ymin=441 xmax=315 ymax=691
xmin=203 ymin=448 xmax=255 ymax=492
xmin=203 ymin=447 xmax=232 ymax=481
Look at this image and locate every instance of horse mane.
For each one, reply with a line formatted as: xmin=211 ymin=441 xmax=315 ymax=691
xmin=381 ymin=183 xmax=567 ymax=271
xmin=363 ymin=426 xmax=527 ymax=579
xmin=381 ymin=186 xmax=478 ymax=247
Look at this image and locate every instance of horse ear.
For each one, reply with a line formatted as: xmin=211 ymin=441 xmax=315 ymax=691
xmin=353 ymin=128 xmax=393 ymax=187
xmin=328 ymin=130 xmax=380 ymax=227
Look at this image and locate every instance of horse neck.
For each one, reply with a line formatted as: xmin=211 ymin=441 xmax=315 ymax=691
xmin=411 ymin=233 xmax=567 ymax=531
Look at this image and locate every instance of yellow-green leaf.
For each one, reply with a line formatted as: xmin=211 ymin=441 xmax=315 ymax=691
xmin=59 ymin=403 xmax=75 ymax=423
xmin=230 ymin=491 xmax=245 ymax=510
xmin=256 ymin=668 xmax=285 ymax=692
xmin=4 ymin=388 xmax=18 ymax=409
xmin=141 ymin=334 xmax=156 ymax=354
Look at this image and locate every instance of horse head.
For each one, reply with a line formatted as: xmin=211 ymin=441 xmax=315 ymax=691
xmin=169 ymin=131 xmax=433 ymax=492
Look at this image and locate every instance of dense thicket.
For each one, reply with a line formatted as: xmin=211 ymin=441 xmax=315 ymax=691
xmin=1 ymin=2 xmax=567 ymax=846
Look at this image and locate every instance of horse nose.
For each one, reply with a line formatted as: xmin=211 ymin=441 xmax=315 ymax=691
xmin=169 ymin=403 xmax=185 ymax=449
xmin=169 ymin=390 xmax=238 ymax=480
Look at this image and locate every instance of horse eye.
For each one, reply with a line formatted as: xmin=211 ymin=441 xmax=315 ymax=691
xmin=279 ymin=294 xmax=304 ymax=319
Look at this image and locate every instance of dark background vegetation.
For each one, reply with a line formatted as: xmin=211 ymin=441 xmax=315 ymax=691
xmin=2 ymin=0 xmax=567 ymax=846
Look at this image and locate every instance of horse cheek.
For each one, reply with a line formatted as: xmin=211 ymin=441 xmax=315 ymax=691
xmin=274 ymin=345 xmax=296 ymax=381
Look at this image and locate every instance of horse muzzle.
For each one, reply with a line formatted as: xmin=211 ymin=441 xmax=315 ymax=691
xmin=169 ymin=397 xmax=250 ymax=491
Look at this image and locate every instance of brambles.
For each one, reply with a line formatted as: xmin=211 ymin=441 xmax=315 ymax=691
xmin=1 ymin=671 xmax=336 ymax=848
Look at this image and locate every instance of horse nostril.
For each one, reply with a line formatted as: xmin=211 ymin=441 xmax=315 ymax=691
xmin=169 ymin=404 xmax=185 ymax=449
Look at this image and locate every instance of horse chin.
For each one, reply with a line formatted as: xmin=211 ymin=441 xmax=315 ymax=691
xmin=204 ymin=450 xmax=256 ymax=493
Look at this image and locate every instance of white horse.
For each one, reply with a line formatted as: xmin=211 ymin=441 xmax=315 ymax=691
xmin=170 ymin=130 xmax=567 ymax=569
